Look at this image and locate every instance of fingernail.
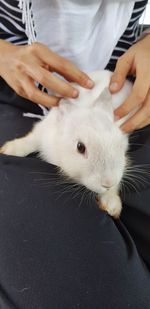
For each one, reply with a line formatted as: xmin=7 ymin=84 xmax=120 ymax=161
xmin=114 ymin=114 xmax=120 ymax=121
xmin=110 ymin=82 xmax=119 ymax=91
xmin=72 ymin=89 xmax=79 ymax=98
xmin=86 ymin=79 xmax=95 ymax=89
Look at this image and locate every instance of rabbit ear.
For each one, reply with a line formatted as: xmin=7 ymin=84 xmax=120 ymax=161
xmin=58 ymin=99 xmax=76 ymax=116
xmin=100 ymin=87 xmax=112 ymax=104
xmin=93 ymin=87 xmax=114 ymax=116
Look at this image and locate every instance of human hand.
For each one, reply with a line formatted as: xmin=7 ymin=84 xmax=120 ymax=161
xmin=109 ymin=34 xmax=150 ymax=133
xmin=0 ymin=40 xmax=94 ymax=107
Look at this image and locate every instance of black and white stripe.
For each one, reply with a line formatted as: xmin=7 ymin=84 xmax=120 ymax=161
xmin=0 ymin=0 xmax=148 ymax=58
xmin=0 ymin=0 xmax=27 ymax=45
xmin=108 ymin=0 xmax=148 ymax=67
xmin=0 ymin=0 xmax=149 ymax=116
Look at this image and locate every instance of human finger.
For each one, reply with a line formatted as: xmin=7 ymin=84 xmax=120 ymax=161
xmin=120 ymin=90 xmax=150 ymax=132
xmin=109 ymin=50 xmax=133 ymax=93
xmin=115 ymin=70 xmax=150 ymax=119
xmin=30 ymin=43 xmax=94 ymax=89
xmin=20 ymin=76 xmax=60 ymax=107
xmin=26 ymin=65 xmax=79 ymax=98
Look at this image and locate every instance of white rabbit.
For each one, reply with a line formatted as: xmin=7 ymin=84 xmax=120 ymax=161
xmin=0 ymin=70 xmax=134 ymax=218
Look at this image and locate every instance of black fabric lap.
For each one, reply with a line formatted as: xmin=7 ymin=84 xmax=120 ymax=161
xmin=0 ymin=82 xmax=150 ymax=308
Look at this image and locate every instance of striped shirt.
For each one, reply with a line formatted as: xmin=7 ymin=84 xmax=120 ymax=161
xmin=0 ymin=0 xmax=148 ymax=67
xmin=0 ymin=0 xmax=148 ymax=118
xmin=109 ymin=0 xmax=148 ymax=69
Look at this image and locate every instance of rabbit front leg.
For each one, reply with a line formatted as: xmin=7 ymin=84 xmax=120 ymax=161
xmin=98 ymin=187 xmax=122 ymax=219
xmin=0 ymin=130 xmax=38 ymax=157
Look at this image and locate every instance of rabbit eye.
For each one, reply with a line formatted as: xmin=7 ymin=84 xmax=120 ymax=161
xmin=77 ymin=142 xmax=86 ymax=154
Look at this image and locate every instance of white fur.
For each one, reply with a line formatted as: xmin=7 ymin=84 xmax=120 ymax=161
xmin=1 ymin=70 xmax=133 ymax=218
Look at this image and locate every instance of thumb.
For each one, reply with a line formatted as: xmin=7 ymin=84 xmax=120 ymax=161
xmin=109 ymin=51 xmax=133 ymax=93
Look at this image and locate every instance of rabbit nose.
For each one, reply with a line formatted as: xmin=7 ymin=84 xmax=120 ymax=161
xmin=101 ymin=180 xmax=114 ymax=190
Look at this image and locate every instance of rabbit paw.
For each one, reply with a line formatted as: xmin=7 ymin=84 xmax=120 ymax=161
xmin=99 ymin=193 xmax=122 ymax=219
xmin=0 ymin=139 xmax=27 ymax=157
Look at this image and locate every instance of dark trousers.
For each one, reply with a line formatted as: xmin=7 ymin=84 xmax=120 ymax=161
xmin=0 ymin=79 xmax=150 ymax=309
